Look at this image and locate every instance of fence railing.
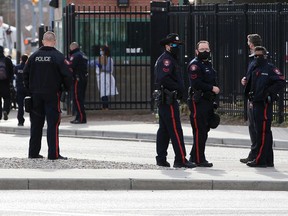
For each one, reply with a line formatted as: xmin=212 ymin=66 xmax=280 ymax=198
xmin=151 ymin=2 xmax=288 ymax=123
xmin=64 ymin=2 xmax=288 ymax=123
xmin=64 ymin=4 xmax=151 ymax=110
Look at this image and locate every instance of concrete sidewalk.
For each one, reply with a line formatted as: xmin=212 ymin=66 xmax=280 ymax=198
xmin=1 ymin=110 xmax=288 ymax=149
xmin=0 ymin=110 xmax=288 ymax=191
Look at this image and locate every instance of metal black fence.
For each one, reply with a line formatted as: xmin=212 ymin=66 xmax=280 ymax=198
xmin=64 ymin=4 xmax=151 ymax=110
xmin=64 ymin=2 xmax=288 ymax=122
xmin=151 ymin=2 xmax=288 ymax=123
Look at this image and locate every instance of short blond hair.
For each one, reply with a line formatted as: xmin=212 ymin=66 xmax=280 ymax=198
xmin=196 ymin=40 xmax=210 ymax=49
xmin=43 ymin=31 xmax=56 ymax=42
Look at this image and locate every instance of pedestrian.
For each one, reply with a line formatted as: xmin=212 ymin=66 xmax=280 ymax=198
xmin=240 ymin=34 xmax=262 ymax=164
xmin=0 ymin=17 xmax=8 ymax=48
xmin=246 ymin=46 xmax=285 ymax=167
xmin=68 ymin=42 xmax=88 ymax=124
xmin=14 ymin=54 xmax=29 ymax=126
xmin=0 ymin=45 xmax=13 ymax=121
xmin=187 ymin=40 xmax=220 ymax=167
xmin=7 ymin=55 xmax=17 ymax=110
xmin=23 ymin=31 xmax=72 ymax=160
xmin=154 ymin=33 xmax=196 ymax=168
xmin=96 ymin=45 xmax=118 ymax=110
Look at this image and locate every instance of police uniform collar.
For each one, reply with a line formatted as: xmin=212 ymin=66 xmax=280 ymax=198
xmin=165 ymin=50 xmax=177 ymax=59
xmin=69 ymin=48 xmax=80 ymax=55
xmin=196 ymin=56 xmax=210 ymax=64
xmin=39 ymin=46 xmax=56 ymax=51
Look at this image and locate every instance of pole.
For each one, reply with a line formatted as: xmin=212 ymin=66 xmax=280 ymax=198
xmin=32 ymin=4 xmax=36 ymax=52
xmin=15 ymin=0 xmax=21 ymax=64
xmin=49 ymin=5 xmax=55 ymax=31
xmin=39 ymin=0 xmax=43 ymax=25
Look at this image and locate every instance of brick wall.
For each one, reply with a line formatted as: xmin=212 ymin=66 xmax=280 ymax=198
xmin=66 ymin=0 xmax=179 ymax=8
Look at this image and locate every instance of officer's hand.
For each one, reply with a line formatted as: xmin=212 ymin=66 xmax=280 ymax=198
xmin=241 ymin=77 xmax=247 ymax=86
xmin=212 ymin=86 xmax=220 ymax=94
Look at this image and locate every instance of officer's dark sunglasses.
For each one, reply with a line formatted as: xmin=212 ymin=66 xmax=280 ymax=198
xmin=170 ymin=43 xmax=178 ymax=48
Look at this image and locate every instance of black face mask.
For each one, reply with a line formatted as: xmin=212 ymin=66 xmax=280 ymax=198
xmin=255 ymin=56 xmax=267 ymax=66
xmin=197 ymin=51 xmax=210 ymax=60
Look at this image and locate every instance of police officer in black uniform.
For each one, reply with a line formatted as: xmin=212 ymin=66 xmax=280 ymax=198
xmin=246 ymin=46 xmax=285 ymax=167
xmin=240 ymin=34 xmax=262 ymax=164
xmin=0 ymin=45 xmax=14 ymax=121
xmin=14 ymin=54 xmax=28 ymax=126
xmin=23 ymin=31 xmax=72 ymax=160
xmin=154 ymin=33 xmax=196 ymax=168
xmin=68 ymin=42 xmax=88 ymax=124
xmin=187 ymin=40 xmax=220 ymax=167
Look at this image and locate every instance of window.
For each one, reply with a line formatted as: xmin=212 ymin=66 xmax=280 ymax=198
xmin=118 ymin=0 xmax=129 ymax=7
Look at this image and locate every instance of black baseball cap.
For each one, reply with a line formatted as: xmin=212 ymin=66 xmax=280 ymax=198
xmin=160 ymin=33 xmax=183 ymax=46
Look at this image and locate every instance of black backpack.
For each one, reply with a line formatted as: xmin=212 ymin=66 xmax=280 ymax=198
xmin=0 ymin=57 xmax=8 ymax=80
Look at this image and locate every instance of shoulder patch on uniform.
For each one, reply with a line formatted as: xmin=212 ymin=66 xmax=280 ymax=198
xmin=189 ymin=64 xmax=199 ymax=71
xmin=163 ymin=68 xmax=169 ymax=73
xmin=273 ymin=68 xmax=281 ymax=75
xmin=163 ymin=59 xmax=171 ymax=67
xmin=191 ymin=74 xmax=197 ymax=79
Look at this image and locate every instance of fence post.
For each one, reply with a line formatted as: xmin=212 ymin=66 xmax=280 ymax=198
xmin=276 ymin=3 xmax=284 ymax=124
xmin=243 ymin=3 xmax=248 ymax=121
xmin=38 ymin=24 xmax=45 ymax=47
xmin=150 ymin=1 xmax=170 ymax=111
xmin=64 ymin=3 xmax=76 ymax=115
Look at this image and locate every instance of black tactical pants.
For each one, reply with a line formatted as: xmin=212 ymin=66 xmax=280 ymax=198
xmin=156 ymin=100 xmax=187 ymax=164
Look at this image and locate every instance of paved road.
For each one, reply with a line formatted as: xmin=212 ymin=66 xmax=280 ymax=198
xmin=0 ymin=190 xmax=288 ymax=215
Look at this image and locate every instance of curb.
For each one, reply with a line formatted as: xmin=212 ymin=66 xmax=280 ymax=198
xmin=1 ymin=178 xmax=288 ymax=191
xmin=1 ymin=126 xmax=287 ymax=150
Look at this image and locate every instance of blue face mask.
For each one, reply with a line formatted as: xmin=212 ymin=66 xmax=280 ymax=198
xmin=100 ymin=50 xmax=104 ymax=56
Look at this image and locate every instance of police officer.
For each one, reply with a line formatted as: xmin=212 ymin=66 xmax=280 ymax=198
xmin=68 ymin=42 xmax=88 ymax=124
xmin=246 ymin=46 xmax=285 ymax=167
xmin=154 ymin=33 xmax=195 ymax=168
xmin=0 ymin=45 xmax=13 ymax=121
xmin=14 ymin=54 xmax=28 ymax=126
xmin=23 ymin=31 xmax=72 ymax=160
xmin=187 ymin=40 xmax=220 ymax=167
xmin=240 ymin=34 xmax=262 ymax=164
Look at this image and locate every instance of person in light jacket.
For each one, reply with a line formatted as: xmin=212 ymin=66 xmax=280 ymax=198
xmin=96 ymin=45 xmax=118 ymax=110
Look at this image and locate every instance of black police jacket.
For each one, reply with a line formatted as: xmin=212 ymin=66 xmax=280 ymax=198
xmin=0 ymin=54 xmax=14 ymax=92
xmin=14 ymin=62 xmax=26 ymax=91
xmin=244 ymin=55 xmax=257 ymax=97
xmin=23 ymin=46 xmax=72 ymax=95
xmin=154 ymin=51 xmax=184 ymax=98
xmin=68 ymin=48 xmax=88 ymax=80
xmin=250 ymin=61 xmax=285 ymax=102
xmin=187 ymin=57 xmax=217 ymax=92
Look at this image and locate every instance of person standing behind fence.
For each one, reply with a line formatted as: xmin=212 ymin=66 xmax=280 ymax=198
xmin=245 ymin=46 xmax=285 ymax=167
xmin=23 ymin=31 xmax=72 ymax=159
xmin=0 ymin=45 xmax=13 ymax=121
xmin=68 ymin=42 xmax=88 ymax=124
xmin=96 ymin=45 xmax=118 ymax=110
xmin=187 ymin=40 xmax=220 ymax=167
xmin=240 ymin=34 xmax=262 ymax=164
xmin=154 ymin=33 xmax=196 ymax=168
xmin=14 ymin=54 xmax=28 ymax=126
